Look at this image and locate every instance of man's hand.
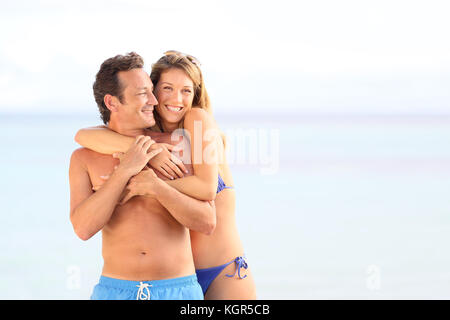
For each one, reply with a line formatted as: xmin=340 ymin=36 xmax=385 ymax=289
xmin=116 ymin=135 xmax=162 ymax=177
xmin=120 ymin=168 xmax=161 ymax=204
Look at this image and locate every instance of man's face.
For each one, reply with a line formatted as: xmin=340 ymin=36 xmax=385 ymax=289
xmin=114 ymin=68 xmax=158 ymax=128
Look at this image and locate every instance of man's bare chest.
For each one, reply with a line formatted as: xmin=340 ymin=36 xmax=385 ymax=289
xmin=85 ymin=153 xmax=119 ymax=191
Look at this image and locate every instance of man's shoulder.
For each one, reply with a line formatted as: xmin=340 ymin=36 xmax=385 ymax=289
xmin=71 ymin=147 xmax=91 ymax=157
xmin=70 ymin=147 xmax=100 ymax=163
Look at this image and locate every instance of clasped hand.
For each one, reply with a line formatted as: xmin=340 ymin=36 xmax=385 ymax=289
xmin=96 ymin=135 xmax=185 ymax=204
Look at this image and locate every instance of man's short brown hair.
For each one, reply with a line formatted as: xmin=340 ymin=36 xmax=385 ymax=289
xmin=93 ymin=52 xmax=144 ymax=124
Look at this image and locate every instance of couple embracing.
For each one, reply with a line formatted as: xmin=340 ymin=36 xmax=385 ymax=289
xmin=69 ymin=51 xmax=256 ymax=300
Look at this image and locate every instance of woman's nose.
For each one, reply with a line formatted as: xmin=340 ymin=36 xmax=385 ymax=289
xmin=174 ymin=90 xmax=183 ymax=104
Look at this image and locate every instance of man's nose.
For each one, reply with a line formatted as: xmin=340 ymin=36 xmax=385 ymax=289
xmin=147 ymin=91 xmax=158 ymax=105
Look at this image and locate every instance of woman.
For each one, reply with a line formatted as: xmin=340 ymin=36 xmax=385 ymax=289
xmin=75 ymin=51 xmax=256 ymax=299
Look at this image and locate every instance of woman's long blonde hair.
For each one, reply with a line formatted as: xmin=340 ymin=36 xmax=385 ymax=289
xmin=150 ymin=51 xmax=211 ymax=132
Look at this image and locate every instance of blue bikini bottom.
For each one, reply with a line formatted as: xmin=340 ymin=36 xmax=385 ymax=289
xmin=195 ymin=256 xmax=248 ymax=294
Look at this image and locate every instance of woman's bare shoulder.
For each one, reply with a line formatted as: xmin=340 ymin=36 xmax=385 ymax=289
xmin=184 ymin=107 xmax=213 ymax=122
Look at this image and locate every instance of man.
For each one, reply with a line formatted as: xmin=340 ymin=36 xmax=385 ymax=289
xmin=69 ymin=52 xmax=216 ymax=300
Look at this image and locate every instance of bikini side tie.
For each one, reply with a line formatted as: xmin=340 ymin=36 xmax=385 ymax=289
xmin=225 ymin=256 xmax=248 ymax=279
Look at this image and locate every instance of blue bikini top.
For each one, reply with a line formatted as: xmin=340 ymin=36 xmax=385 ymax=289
xmin=217 ymin=174 xmax=234 ymax=193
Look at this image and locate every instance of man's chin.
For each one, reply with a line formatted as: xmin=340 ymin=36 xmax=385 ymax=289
xmin=140 ymin=114 xmax=155 ymax=128
xmin=145 ymin=118 xmax=156 ymax=128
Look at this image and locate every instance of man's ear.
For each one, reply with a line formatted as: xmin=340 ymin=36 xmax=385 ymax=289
xmin=104 ymin=94 xmax=120 ymax=112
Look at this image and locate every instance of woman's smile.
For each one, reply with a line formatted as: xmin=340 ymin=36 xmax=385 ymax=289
xmin=165 ymin=105 xmax=184 ymax=113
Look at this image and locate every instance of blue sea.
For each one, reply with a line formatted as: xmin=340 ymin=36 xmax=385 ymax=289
xmin=1 ymin=112 xmax=450 ymax=299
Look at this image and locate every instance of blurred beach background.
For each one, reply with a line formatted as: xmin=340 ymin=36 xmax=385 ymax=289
xmin=1 ymin=0 xmax=450 ymax=299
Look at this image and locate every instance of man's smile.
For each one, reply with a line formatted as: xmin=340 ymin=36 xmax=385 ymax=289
xmin=141 ymin=106 xmax=154 ymax=115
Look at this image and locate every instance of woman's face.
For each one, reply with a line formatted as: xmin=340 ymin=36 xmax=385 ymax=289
xmin=154 ymin=68 xmax=195 ymax=131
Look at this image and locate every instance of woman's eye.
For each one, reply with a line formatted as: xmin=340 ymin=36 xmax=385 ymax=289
xmin=183 ymin=89 xmax=192 ymax=94
xmin=163 ymin=86 xmax=172 ymax=90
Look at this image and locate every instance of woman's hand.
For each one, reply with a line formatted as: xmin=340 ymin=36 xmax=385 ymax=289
xmin=147 ymin=143 xmax=188 ymax=180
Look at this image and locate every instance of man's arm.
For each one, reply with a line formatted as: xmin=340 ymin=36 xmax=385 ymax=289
xmin=69 ymin=149 xmax=131 ymax=241
xmin=155 ymin=182 xmax=216 ymax=235
xmin=69 ymin=136 xmax=162 ymax=241
xmin=121 ymin=169 xmax=216 ymax=235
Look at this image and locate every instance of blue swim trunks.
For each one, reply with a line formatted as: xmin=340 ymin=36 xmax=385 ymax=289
xmin=91 ymin=274 xmax=203 ymax=300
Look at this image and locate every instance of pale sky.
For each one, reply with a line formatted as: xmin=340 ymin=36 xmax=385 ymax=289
xmin=1 ymin=0 xmax=449 ymax=115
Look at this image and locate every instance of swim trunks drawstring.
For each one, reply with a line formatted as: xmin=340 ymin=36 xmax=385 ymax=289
xmin=226 ymin=256 xmax=248 ymax=279
xmin=136 ymin=282 xmax=152 ymax=300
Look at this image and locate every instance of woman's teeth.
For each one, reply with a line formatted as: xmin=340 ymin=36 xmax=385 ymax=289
xmin=166 ymin=105 xmax=183 ymax=112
